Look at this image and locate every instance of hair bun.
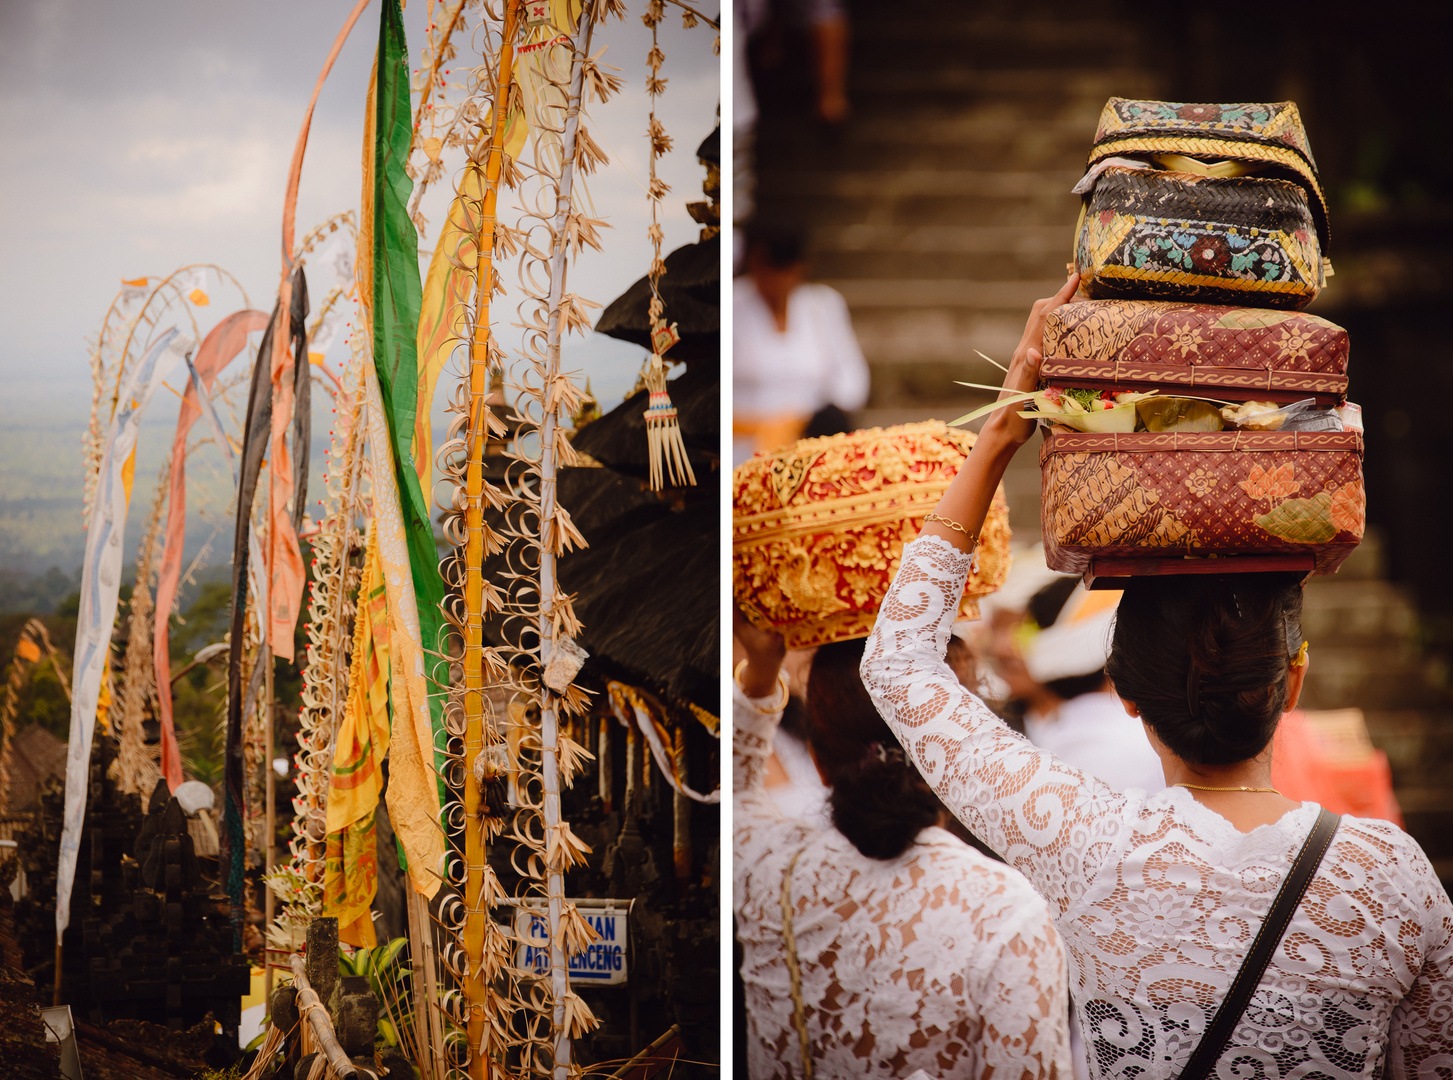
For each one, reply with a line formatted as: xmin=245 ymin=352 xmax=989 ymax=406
xmin=806 ymin=638 xmax=940 ymax=860
xmin=1107 ymin=573 xmax=1303 ymax=766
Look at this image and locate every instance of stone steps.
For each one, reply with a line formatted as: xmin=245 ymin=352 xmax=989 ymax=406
xmin=848 ymin=67 xmax=1156 ymax=103
xmin=757 ymin=112 xmax=1106 ymax=169
xmin=1363 ymin=709 xmax=1453 ymax=787
xmin=846 ymin=15 xmax=1143 ymax=58
xmin=1300 ymin=647 xmax=1449 ymax=712
xmin=1300 ymin=578 xmax=1419 ymax=644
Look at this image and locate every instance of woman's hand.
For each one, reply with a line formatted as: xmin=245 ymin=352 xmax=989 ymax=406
xmin=981 ymin=272 xmax=1081 ymax=450
xmin=733 ymin=609 xmax=786 ymax=699
xmin=921 ymin=272 xmax=1082 ymax=554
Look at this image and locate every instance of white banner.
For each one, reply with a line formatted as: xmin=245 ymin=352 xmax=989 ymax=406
xmin=58 ymin=328 xmax=194 ymax=936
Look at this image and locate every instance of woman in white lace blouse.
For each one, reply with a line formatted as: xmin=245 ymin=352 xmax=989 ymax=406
xmin=734 ymin=624 xmax=1071 ymax=1079
xmin=861 ymin=273 xmax=1453 ymax=1078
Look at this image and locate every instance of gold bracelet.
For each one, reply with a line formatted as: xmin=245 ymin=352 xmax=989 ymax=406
xmin=923 ymin=513 xmax=979 ymax=545
xmin=733 ymin=659 xmax=790 ymax=712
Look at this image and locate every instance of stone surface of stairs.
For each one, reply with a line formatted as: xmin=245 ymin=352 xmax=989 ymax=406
xmin=750 ymin=0 xmax=1452 ymax=886
xmin=753 ymin=5 xmax=1164 ymax=539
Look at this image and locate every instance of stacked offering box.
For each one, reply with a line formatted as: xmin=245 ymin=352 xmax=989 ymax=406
xmin=1043 ymin=100 xmax=1363 ymax=585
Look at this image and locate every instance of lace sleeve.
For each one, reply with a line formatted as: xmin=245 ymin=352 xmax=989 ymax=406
xmin=733 ymin=681 xmax=815 ymax=915
xmin=732 ymin=680 xmax=781 ymax=801
xmin=1386 ymin=838 xmax=1453 ymax=1077
xmin=974 ymin=893 xmax=1072 ymax=1079
xmin=861 ymin=534 xmax=1130 ymax=915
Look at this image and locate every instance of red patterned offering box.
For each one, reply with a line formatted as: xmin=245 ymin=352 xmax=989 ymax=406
xmin=733 ymin=422 xmax=1011 ymax=649
xmin=1043 ymin=298 xmax=1349 ymax=406
xmin=1040 ymin=429 xmax=1365 ymax=582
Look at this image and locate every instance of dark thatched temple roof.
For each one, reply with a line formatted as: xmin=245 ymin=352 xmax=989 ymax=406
xmin=593 ymin=234 xmax=719 ymax=364
xmin=481 ymin=361 xmax=719 ymax=713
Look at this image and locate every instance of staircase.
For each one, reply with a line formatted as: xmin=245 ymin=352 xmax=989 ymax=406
xmin=750 ymin=0 xmax=1453 ymax=887
xmin=1299 ymin=533 xmax=1453 ymax=882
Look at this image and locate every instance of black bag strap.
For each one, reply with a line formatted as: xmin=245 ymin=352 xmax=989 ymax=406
xmin=1179 ymin=807 xmax=1340 ymax=1080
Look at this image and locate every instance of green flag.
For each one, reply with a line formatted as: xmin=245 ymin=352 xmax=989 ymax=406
xmin=372 ymin=0 xmax=447 ymax=802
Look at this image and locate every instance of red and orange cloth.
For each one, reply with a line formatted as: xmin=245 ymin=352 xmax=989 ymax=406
xmin=1272 ymin=708 xmax=1402 ymax=825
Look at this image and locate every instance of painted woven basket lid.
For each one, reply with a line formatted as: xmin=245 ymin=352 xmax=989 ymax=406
xmin=1086 ymin=97 xmax=1329 ymax=249
xmin=733 ymin=421 xmax=1012 ymax=649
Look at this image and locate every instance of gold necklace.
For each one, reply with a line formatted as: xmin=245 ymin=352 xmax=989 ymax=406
xmin=1176 ymin=782 xmax=1281 ymax=795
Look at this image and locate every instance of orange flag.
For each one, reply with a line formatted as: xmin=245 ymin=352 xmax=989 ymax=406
xmin=154 ymin=309 xmax=269 ymax=789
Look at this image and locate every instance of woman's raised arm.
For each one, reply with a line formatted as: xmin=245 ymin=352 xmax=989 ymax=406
xmin=860 ymin=273 xmax=1132 ymax=913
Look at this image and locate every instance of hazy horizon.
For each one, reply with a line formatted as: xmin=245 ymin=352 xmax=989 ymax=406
xmin=0 ymin=1 xmax=720 ymax=591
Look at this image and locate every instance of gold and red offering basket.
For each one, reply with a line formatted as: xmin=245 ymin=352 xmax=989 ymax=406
xmin=733 ymin=421 xmax=1012 ymax=649
xmin=1041 ymin=427 xmax=1365 ymax=588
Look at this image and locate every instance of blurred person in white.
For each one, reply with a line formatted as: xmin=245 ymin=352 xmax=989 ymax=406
xmin=1013 ymin=577 xmax=1165 ymax=796
xmin=861 ymin=273 xmax=1453 ymax=1078
xmin=733 ymin=225 xmax=869 ymax=465
xmin=734 ymin=615 xmax=1070 ymax=1080
xmin=733 ymin=0 xmax=852 ymax=262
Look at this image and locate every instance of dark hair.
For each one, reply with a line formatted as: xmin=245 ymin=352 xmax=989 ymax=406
xmin=801 ymin=404 xmax=852 ymax=440
xmin=1029 ymin=577 xmax=1107 ymax=700
xmin=1027 ymin=576 xmax=1079 ymax=630
xmin=805 ymin=638 xmax=940 ymax=860
xmin=1105 ymin=573 xmax=1304 ymax=766
xmin=744 ymin=222 xmax=807 ymax=268
xmin=1044 ymin=671 xmax=1108 ymax=701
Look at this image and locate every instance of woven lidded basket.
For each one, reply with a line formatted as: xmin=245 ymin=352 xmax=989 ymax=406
xmin=1076 ymin=167 xmax=1324 ymax=310
xmin=733 ymin=421 xmax=1011 ymax=648
xmin=1040 ymin=429 xmax=1364 ymax=583
xmin=1088 ymin=97 xmax=1328 ymax=247
xmin=1042 ymin=299 xmax=1349 ymax=406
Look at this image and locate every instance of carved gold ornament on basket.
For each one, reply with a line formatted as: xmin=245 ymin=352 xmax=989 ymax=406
xmin=733 ymin=421 xmax=1012 ymax=649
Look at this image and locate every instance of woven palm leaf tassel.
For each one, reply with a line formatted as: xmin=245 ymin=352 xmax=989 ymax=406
xmin=639 ymin=13 xmax=695 ymax=495
xmin=643 ymin=320 xmax=695 ymax=490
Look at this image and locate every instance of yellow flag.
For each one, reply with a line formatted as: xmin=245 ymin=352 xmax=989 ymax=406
xmin=413 ymin=166 xmax=484 ymax=488
xmin=323 ymin=526 xmax=391 ymax=947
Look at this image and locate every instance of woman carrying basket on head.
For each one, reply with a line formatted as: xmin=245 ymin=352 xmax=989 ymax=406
xmin=860 ymin=272 xmax=1453 ymax=1078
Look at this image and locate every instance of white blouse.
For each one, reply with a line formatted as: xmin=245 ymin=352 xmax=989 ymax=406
xmin=732 ymin=280 xmax=870 ymax=421
xmin=862 ymin=536 xmax=1453 ymax=1079
xmin=1023 ymin=691 xmax=1167 ymax=796
xmin=734 ymin=684 xmax=1072 ymax=1079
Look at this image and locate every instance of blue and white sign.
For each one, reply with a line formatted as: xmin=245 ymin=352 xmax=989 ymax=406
xmin=515 ymin=901 xmax=629 ymax=986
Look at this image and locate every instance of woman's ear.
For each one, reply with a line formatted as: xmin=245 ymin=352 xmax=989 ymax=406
xmin=1286 ymin=652 xmax=1309 ymax=712
xmin=1119 ymin=697 xmax=1140 ymax=718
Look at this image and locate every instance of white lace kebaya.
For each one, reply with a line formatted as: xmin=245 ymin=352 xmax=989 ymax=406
xmin=734 ymin=683 xmax=1071 ymax=1080
xmin=862 ymin=535 xmax=1453 ymax=1080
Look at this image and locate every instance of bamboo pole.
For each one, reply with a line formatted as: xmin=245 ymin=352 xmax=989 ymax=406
xmin=289 ymin=954 xmax=358 ymax=1079
xmin=462 ymin=4 xmax=522 ymax=1078
xmin=406 ymin=886 xmax=445 ymax=1080
xmin=538 ymin=15 xmax=593 ymax=1080
xmin=607 ymin=1024 xmax=682 ymax=1080
xmin=672 ymin=728 xmax=689 ymax=889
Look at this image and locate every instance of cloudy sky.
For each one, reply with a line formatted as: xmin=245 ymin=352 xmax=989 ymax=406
xmin=0 ymin=0 xmax=720 ymax=574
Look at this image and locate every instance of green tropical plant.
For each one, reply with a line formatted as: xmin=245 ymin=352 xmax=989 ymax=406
xmin=340 ymin=936 xmax=414 ymax=1054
